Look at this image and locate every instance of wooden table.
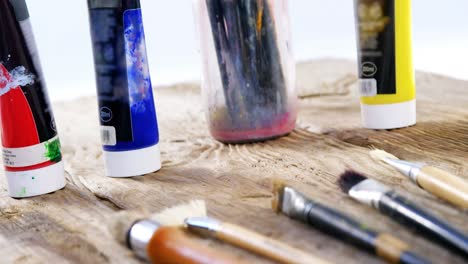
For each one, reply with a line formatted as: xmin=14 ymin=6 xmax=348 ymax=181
xmin=1 ymin=59 xmax=467 ymax=263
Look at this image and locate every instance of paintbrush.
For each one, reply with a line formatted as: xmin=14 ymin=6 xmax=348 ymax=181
xmin=205 ymin=0 xmax=248 ymax=122
xmin=151 ymin=200 xmax=331 ymax=264
xmin=338 ymin=171 xmax=468 ymax=257
xmin=205 ymin=0 xmax=288 ymax=129
xmin=108 ymin=210 xmax=242 ymax=264
xmin=369 ymin=148 xmax=468 ymax=209
xmin=271 ymin=180 xmax=430 ymax=264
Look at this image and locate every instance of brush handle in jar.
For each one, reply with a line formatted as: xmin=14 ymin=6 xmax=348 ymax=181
xmin=417 ymin=166 xmax=468 ymax=209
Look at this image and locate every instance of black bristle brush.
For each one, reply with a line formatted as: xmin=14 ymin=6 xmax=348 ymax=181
xmin=338 ymin=171 xmax=468 ymax=258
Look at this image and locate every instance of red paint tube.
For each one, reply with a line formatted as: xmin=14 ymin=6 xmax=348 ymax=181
xmin=0 ymin=0 xmax=65 ymax=197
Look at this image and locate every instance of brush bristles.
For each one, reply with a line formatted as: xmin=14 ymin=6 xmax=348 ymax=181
xmin=151 ymin=200 xmax=207 ymax=226
xmin=369 ymin=148 xmax=399 ymax=162
xmin=108 ymin=211 xmax=149 ymax=246
xmin=271 ymin=179 xmax=287 ymax=213
xmin=338 ymin=171 xmax=368 ymax=193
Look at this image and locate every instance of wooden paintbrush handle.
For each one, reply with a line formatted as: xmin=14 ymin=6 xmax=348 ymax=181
xmin=417 ymin=166 xmax=468 ymax=208
xmin=147 ymin=226 xmax=242 ymax=264
xmin=217 ymin=223 xmax=330 ymax=264
xmin=375 ymin=233 xmax=429 ymax=264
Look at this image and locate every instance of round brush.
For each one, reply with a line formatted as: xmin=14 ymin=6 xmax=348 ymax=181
xmin=108 ymin=210 xmax=242 ymax=264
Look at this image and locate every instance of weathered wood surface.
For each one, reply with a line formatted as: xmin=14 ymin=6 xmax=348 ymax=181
xmin=1 ymin=59 xmax=467 ymax=263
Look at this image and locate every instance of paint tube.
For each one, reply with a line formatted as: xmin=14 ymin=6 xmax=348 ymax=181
xmin=354 ymin=0 xmax=416 ymax=129
xmin=0 ymin=0 xmax=65 ymax=197
xmin=87 ymin=0 xmax=161 ymax=177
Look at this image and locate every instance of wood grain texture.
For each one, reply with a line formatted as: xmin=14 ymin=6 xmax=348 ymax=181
xmin=0 ymin=59 xmax=467 ymax=264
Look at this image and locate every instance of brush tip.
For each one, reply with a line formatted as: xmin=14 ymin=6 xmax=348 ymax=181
xmin=271 ymin=179 xmax=287 ymax=213
xmin=107 ymin=210 xmax=148 ymax=247
xmin=338 ymin=171 xmax=368 ymax=193
xmin=369 ymin=148 xmax=399 ymax=162
xmin=151 ymin=200 xmax=207 ymax=226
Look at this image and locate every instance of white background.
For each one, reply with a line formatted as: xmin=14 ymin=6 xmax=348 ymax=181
xmin=24 ymin=0 xmax=468 ymax=100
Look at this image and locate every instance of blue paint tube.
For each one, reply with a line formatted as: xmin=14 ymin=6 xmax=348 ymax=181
xmin=87 ymin=0 xmax=161 ymax=177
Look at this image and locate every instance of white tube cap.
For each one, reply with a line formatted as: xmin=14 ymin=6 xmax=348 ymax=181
xmin=103 ymin=144 xmax=161 ymax=178
xmin=5 ymin=161 xmax=65 ymax=198
xmin=361 ymin=100 xmax=416 ymax=129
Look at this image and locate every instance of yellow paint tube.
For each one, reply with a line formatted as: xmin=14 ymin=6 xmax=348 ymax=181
xmin=354 ymin=0 xmax=416 ymax=129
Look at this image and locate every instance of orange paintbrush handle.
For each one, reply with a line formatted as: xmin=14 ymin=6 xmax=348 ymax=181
xmin=147 ymin=226 xmax=244 ymax=264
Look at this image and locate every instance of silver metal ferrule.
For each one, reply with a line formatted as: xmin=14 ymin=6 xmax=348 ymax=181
xmin=383 ymin=158 xmax=424 ymax=183
xmin=128 ymin=219 xmax=160 ymax=261
xmin=280 ymin=186 xmax=311 ymax=222
xmin=184 ymin=217 xmax=221 ymax=238
xmin=348 ymin=179 xmax=391 ymax=209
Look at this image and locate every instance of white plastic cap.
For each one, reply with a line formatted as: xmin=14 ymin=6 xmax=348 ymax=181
xmin=361 ymin=100 xmax=416 ymax=129
xmin=5 ymin=161 xmax=65 ymax=198
xmin=103 ymin=144 xmax=161 ymax=178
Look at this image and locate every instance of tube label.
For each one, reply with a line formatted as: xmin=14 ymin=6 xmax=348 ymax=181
xmin=3 ymin=136 xmax=61 ymax=169
xmin=89 ymin=8 xmax=134 ymax=146
xmin=356 ymin=0 xmax=396 ymax=96
xmin=89 ymin=4 xmax=159 ymax=152
xmin=0 ymin=2 xmax=62 ymax=172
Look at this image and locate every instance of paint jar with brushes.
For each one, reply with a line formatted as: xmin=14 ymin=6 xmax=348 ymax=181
xmin=194 ymin=0 xmax=297 ymax=143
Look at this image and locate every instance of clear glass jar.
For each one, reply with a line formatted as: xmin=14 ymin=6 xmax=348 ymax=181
xmin=194 ymin=0 xmax=297 ymax=143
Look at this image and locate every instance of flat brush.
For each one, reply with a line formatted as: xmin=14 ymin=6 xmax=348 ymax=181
xmin=370 ymin=148 xmax=468 ymax=209
xmin=109 ymin=210 xmax=241 ymax=264
xmin=272 ymin=181 xmax=430 ymax=264
xmin=152 ymin=200 xmax=330 ymax=264
xmin=339 ymin=171 xmax=468 ymax=257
